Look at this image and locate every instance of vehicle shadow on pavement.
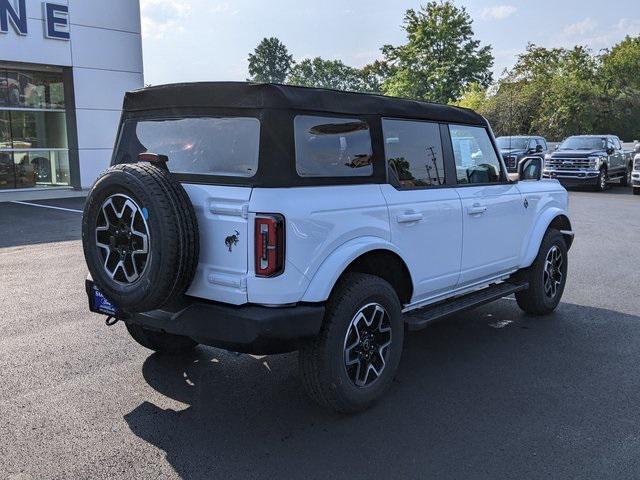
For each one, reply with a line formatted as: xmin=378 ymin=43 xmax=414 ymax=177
xmin=124 ymin=300 xmax=640 ymax=480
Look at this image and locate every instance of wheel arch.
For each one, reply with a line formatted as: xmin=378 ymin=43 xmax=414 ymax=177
xmin=300 ymin=237 xmax=414 ymax=305
xmin=520 ymin=210 xmax=573 ymax=268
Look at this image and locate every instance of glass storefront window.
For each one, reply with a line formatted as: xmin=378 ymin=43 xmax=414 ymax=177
xmin=0 ymin=152 xmax=14 ymax=190
xmin=0 ymin=110 xmax=10 ymax=147
xmin=1 ymin=69 xmax=65 ymax=109
xmin=9 ymin=111 xmax=68 ymax=149
xmin=0 ymin=64 xmax=70 ymax=189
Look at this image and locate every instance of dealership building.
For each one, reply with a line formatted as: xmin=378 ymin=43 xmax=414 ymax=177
xmin=0 ymin=0 xmax=143 ymax=199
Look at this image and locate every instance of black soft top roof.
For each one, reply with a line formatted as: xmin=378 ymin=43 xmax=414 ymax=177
xmin=122 ymin=81 xmax=486 ymax=126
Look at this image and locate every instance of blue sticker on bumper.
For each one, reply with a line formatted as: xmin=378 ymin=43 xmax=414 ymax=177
xmin=92 ymin=286 xmax=118 ymax=316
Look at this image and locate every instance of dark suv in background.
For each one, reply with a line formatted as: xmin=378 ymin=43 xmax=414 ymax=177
xmin=497 ymin=136 xmax=548 ymax=174
xmin=543 ymin=135 xmax=633 ymax=191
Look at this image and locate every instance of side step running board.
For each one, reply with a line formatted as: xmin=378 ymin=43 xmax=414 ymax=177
xmin=404 ymin=282 xmax=528 ymax=331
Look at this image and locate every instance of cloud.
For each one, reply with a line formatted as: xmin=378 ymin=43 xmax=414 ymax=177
xmin=554 ymin=17 xmax=639 ymax=50
xmin=140 ymin=0 xmax=191 ymax=39
xmin=563 ymin=18 xmax=596 ymax=36
xmin=480 ymin=5 xmax=517 ymax=21
xmin=209 ymin=3 xmax=240 ymax=15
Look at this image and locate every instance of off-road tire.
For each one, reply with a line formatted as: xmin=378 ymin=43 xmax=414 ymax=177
xmin=515 ymin=229 xmax=568 ymax=316
xmin=594 ymin=168 xmax=608 ymax=192
xmin=82 ymin=163 xmax=199 ymax=313
xmin=299 ymin=273 xmax=404 ymax=413
xmin=126 ymin=323 xmax=198 ymax=354
xmin=620 ymin=164 xmax=632 ymax=187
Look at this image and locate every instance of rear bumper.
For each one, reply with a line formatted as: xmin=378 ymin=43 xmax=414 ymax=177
xmin=86 ymin=280 xmax=325 ymax=354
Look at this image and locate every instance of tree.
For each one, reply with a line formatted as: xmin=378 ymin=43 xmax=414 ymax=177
xmin=359 ymin=60 xmax=393 ymax=94
xmin=474 ymin=44 xmax=608 ymax=140
xmin=287 ymin=57 xmax=365 ymax=91
xmin=381 ymin=2 xmax=493 ymax=104
xmin=599 ymin=36 xmax=640 ymax=140
xmin=248 ymin=37 xmax=294 ymax=83
xmin=451 ymin=82 xmax=489 ymax=111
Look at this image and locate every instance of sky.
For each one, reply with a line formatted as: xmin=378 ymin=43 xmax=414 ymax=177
xmin=140 ymin=0 xmax=640 ymax=86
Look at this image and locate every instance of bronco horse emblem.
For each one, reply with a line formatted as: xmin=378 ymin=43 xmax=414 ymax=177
xmin=225 ymin=230 xmax=240 ymax=252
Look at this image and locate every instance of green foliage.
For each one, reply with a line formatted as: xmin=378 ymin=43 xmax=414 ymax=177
xmin=248 ymin=37 xmax=294 ymax=84
xmin=380 ymin=2 xmax=493 ymax=103
xmin=287 ymin=57 xmax=365 ymax=91
xmin=467 ymin=40 xmax=640 ymax=141
xmin=451 ymin=82 xmax=488 ymax=111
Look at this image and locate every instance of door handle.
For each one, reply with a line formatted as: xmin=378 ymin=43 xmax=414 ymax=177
xmin=396 ymin=212 xmax=424 ymax=223
xmin=468 ymin=204 xmax=487 ymax=216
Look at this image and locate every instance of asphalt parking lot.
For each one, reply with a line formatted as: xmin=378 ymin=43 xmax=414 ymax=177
xmin=1 ymin=188 xmax=639 ymax=479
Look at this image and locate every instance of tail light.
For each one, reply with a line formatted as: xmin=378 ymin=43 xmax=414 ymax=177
xmin=255 ymin=214 xmax=285 ymax=277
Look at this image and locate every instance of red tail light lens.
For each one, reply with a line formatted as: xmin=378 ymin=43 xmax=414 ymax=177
xmin=255 ymin=214 xmax=285 ymax=277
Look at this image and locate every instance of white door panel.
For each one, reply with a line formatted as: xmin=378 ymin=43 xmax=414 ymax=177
xmin=381 ymin=185 xmax=463 ymax=302
xmin=182 ymin=184 xmax=252 ymax=305
xmin=457 ymin=184 xmax=525 ymax=285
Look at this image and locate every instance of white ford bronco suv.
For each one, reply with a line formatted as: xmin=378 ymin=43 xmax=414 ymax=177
xmin=82 ymin=82 xmax=573 ymax=413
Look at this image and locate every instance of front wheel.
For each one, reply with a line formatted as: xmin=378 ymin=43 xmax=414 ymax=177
xmin=620 ymin=165 xmax=632 ymax=187
xmin=515 ymin=229 xmax=568 ymax=315
xmin=594 ymin=168 xmax=608 ymax=192
xmin=299 ymin=273 xmax=404 ymax=413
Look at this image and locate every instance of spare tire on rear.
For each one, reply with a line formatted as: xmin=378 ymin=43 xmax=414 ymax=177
xmin=82 ymin=162 xmax=199 ymax=313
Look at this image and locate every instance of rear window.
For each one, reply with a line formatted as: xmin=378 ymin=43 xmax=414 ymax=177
xmin=114 ymin=117 xmax=260 ymax=177
xmin=294 ymin=115 xmax=373 ymax=178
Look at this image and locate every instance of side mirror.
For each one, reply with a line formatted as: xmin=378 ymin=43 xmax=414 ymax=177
xmin=536 ymin=144 xmax=544 ymax=153
xmin=554 ymin=145 xmax=560 ymax=151
xmin=519 ymin=157 xmax=542 ymax=181
xmin=606 ymin=147 xmax=615 ymax=155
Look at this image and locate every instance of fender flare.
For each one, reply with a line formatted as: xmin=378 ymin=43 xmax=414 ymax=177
xmin=520 ymin=208 xmax=573 ymax=268
xmin=300 ymin=236 xmax=409 ymax=303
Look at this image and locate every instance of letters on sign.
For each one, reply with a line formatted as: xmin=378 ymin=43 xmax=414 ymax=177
xmin=0 ymin=0 xmax=70 ymax=41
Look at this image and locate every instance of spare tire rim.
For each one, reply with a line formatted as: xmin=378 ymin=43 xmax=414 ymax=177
xmin=95 ymin=194 xmax=150 ymax=285
xmin=343 ymin=303 xmax=392 ymax=388
xmin=543 ymin=245 xmax=563 ymax=299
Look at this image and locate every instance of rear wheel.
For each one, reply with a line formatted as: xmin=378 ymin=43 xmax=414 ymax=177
xmin=126 ymin=323 xmax=198 ymax=354
xmin=299 ymin=273 xmax=404 ymax=413
xmin=515 ymin=229 xmax=568 ymax=315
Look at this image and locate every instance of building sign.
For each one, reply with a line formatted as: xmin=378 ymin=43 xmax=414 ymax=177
xmin=0 ymin=0 xmax=70 ymax=40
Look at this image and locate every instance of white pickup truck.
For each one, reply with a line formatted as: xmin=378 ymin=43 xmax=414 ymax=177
xmin=82 ymin=83 xmax=573 ymax=412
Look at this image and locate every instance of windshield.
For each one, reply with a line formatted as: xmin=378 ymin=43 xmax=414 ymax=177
xmin=497 ymin=137 xmax=530 ymax=150
xmin=114 ymin=116 xmax=261 ymax=177
xmin=559 ymin=137 xmax=606 ymax=151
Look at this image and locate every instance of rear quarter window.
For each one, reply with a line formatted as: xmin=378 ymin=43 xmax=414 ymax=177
xmin=294 ymin=115 xmax=373 ymax=178
xmin=114 ymin=117 xmax=260 ymax=177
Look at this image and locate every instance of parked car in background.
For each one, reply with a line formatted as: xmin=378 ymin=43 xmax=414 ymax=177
xmin=543 ymin=135 xmax=633 ymax=191
xmin=497 ymin=136 xmax=548 ymax=175
xmin=632 ymin=144 xmax=640 ymax=196
xmin=81 ymin=82 xmax=574 ymax=413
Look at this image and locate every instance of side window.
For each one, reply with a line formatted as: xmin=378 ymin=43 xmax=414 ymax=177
xmin=539 ymin=138 xmax=548 ymax=151
xmin=449 ymin=124 xmax=503 ymax=185
xmin=613 ymin=137 xmax=621 ymax=150
xmin=294 ymin=115 xmax=373 ymax=178
xmin=382 ymin=118 xmax=445 ymax=189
